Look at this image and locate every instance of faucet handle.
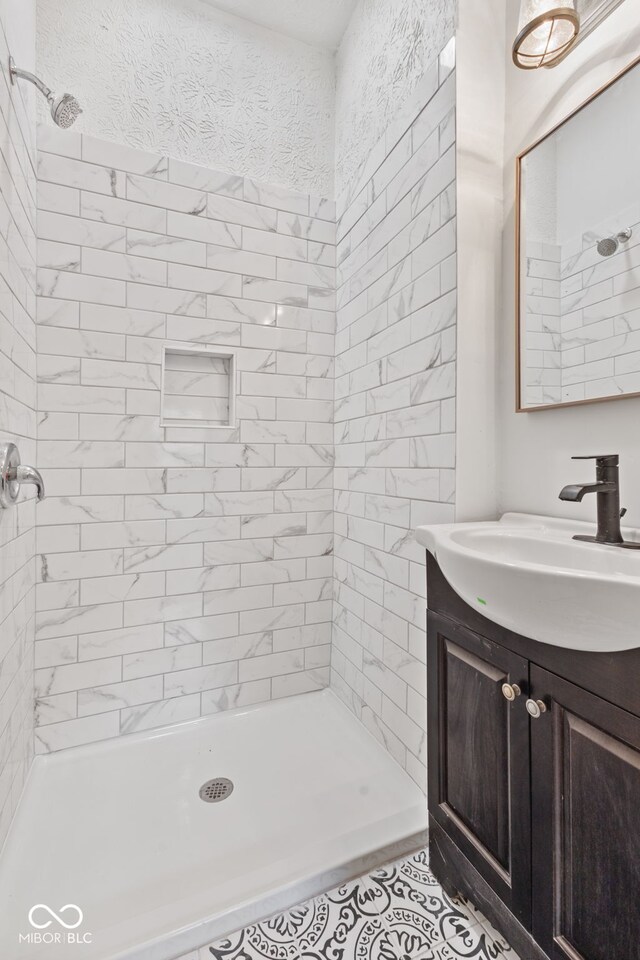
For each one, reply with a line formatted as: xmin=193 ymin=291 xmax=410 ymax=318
xmin=0 ymin=443 xmax=45 ymax=508
xmin=572 ymin=454 xmax=619 ymax=466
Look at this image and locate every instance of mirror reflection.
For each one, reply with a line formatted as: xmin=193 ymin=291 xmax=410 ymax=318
xmin=518 ymin=58 xmax=640 ymax=410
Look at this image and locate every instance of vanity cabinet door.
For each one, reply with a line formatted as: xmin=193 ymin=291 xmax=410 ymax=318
xmin=427 ymin=613 xmax=532 ymax=924
xmin=530 ymin=665 xmax=640 ymax=960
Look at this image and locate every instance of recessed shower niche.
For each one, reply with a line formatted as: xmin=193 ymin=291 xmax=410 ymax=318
xmin=160 ymin=344 xmax=237 ymax=430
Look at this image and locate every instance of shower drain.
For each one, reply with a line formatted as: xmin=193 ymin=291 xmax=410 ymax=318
xmin=199 ymin=777 xmax=234 ymax=803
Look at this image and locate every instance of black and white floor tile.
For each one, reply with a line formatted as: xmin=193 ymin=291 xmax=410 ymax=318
xmin=207 ymin=849 xmax=520 ymax=960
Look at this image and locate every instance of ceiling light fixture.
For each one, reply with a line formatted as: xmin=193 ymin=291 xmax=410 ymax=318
xmin=513 ymin=0 xmax=580 ymax=69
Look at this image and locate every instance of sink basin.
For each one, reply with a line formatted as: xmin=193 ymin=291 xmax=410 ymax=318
xmin=416 ymin=513 xmax=640 ymax=652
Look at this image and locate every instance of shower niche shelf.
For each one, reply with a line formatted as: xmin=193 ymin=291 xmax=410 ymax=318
xmin=160 ymin=344 xmax=236 ymax=430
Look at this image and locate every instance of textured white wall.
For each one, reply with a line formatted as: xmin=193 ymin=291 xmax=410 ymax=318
xmin=523 ymin=136 xmax=558 ymax=247
xmin=36 ymin=0 xmax=335 ymax=197
xmin=335 ymin=0 xmax=456 ymax=197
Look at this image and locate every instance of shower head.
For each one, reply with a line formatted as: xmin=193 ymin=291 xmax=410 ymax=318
xmin=597 ymin=236 xmax=618 ymax=257
xmin=596 ymin=228 xmax=632 ymax=258
xmin=8 ymin=56 xmax=82 ymax=128
xmin=48 ymin=92 xmax=82 ymax=129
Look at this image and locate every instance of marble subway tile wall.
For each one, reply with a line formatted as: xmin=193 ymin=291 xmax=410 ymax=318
xmin=331 ymin=44 xmax=456 ymax=790
xmin=560 ymin=206 xmax=640 ymax=402
xmin=0 ymin=23 xmax=38 ymax=845
xmin=34 ymin=127 xmax=335 ymax=752
xmin=523 ymin=241 xmax=562 ymax=406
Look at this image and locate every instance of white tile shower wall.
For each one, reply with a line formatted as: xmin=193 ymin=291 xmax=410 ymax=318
xmin=0 ymin=14 xmax=38 ymax=847
xmin=331 ymin=48 xmax=456 ymax=790
xmin=559 ymin=205 xmax=640 ymax=402
xmin=35 ymin=127 xmax=335 ymax=752
xmin=523 ymin=207 xmax=640 ymax=406
xmin=523 ymin=241 xmax=562 ymax=406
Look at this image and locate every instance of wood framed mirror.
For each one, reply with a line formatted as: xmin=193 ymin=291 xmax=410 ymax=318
xmin=516 ymin=55 xmax=640 ymax=411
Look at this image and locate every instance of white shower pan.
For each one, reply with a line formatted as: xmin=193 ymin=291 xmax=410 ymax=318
xmin=0 ymin=690 xmax=426 ymax=960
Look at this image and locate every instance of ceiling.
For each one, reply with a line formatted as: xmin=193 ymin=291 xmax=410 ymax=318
xmin=201 ymin=0 xmax=360 ymax=49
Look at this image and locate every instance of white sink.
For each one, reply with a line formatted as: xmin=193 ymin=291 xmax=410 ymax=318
xmin=416 ymin=513 xmax=640 ymax=652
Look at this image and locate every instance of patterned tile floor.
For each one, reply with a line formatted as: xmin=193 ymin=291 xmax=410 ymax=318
xmin=205 ymin=849 xmax=520 ymax=960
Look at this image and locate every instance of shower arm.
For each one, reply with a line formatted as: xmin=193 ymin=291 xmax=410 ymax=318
xmin=9 ymin=58 xmax=54 ymax=102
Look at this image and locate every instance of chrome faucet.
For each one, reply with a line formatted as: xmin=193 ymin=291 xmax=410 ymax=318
xmin=559 ymin=454 xmax=639 ymax=548
xmin=0 ymin=442 xmax=45 ymax=508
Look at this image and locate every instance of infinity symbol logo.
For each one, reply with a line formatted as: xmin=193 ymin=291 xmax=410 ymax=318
xmin=28 ymin=904 xmax=84 ymax=930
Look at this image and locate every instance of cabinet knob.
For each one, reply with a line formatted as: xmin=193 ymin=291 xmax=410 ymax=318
xmin=526 ymin=698 xmax=547 ymax=719
xmin=502 ymin=683 xmax=522 ymax=701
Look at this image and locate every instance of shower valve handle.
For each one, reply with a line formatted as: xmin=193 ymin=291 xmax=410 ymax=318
xmin=0 ymin=443 xmax=45 ymax=508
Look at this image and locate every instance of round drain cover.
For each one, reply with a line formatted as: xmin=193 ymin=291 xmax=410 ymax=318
xmin=199 ymin=777 xmax=234 ymax=803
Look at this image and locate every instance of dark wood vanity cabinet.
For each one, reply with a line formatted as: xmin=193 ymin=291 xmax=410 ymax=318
xmin=530 ymin=666 xmax=640 ymax=960
xmin=427 ymin=612 xmax=532 ymax=926
xmin=426 ymin=553 xmax=640 ymax=960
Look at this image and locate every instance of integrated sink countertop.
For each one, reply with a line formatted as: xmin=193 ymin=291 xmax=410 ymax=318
xmin=416 ymin=512 xmax=640 ymax=653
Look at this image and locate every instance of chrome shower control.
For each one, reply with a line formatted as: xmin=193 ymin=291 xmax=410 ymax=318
xmin=526 ymin=698 xmax=547 ymax=719
xmin=502 ymin=683 xmax=522 ymax=701
xmin=0 ymin=443 xmax=45 ymax=508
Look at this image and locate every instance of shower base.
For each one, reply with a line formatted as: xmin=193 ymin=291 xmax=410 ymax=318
xmin=0 ymin=690 xmax=427 ymax=960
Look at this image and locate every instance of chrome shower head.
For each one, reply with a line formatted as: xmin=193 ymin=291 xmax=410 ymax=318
xmin=8 ymin=56 xmax=82 ymax=128
xmin=597 ymin=236 xmax=618 ymax=257
xmin=596 ymin=228 xmax=632 ymax=258
xmin=49 ymin=92 xmax=82 ymax=129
